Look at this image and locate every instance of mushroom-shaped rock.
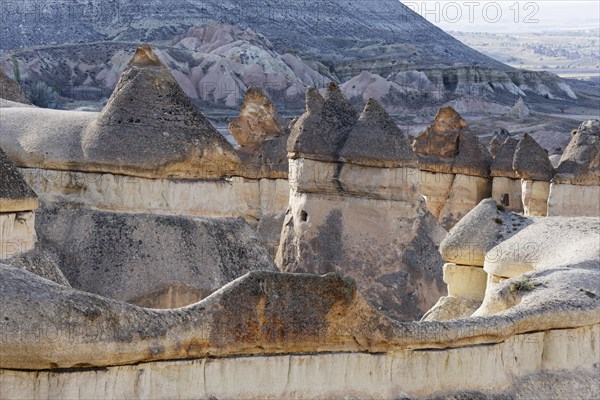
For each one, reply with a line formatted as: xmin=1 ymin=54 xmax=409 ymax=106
xmin=453 ymin=130 xmax=492 ymax=177
xmin=339 ymin=98 xmax=418 ymax=168
xmin=82 ymin=44 xmax=239 ymax=179
xmin=413 ymin=107 xmax=490 ymax=177
xmin=489 ymin=128 xmax=510 ymax=158
xmin=0 ymin=69 xmax=30 ymax=105
xmin=287 ymin=83 xmax=358 ymax=161
xmin=439 ymin=198 xmax=532 ymax=267
xmin=553 ymin=119 xmax=600 ymax=185
xmin=0 ymin=146 xmax=38 ymax=213
xmin=490 ymin=137 xmax=519 ymax=178
xmin=513 ymin=133 xmax=554 ymax=181
xmin=228 ymin=87 xmax=288 ymax=148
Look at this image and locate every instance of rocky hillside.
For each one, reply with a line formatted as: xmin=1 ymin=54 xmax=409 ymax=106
xmin=1 ymin=0 xmax=505 ymax=70
xmin=1 ymin=1 xmax=591 ymax=113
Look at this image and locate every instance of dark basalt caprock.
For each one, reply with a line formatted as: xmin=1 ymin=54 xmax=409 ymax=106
xmin=339 ymin=98 xmax=418 ymax=168
xmin=490 ymin=137 xmax=519 ymax=178
xmin=287 ymin=83 xmax=358 ymax=162
xmin=513 ymin=133 xmax=555 ymax=181
xmin=489 ymin=128 xmax=510 ymax=158
xmin=554 ymin=119 xmax=600 ymax=186
xmin=82 ymin=44 xmax=239 ymax=179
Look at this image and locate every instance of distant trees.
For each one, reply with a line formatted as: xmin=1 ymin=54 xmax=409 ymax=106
xmin=12 ymin=59 xmax=21 ymax=84
xmin=28 ymin=82 xmax=60 ymax=108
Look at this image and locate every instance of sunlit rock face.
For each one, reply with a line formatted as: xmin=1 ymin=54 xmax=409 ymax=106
xmin=229 ymin=87 xmax=289 ymax=180
xmin=490 ymin=136 xmax=522 ymax=212
xmin=432 ymin=198 xmax=599 ymax=320
xmin=278 ymin=84 xmax=446 ymax=321
xmin=412 ymin=107 xmax=493 ymax=229
xmin=548 ymin=119 xmax=600 ymax=217
xmin=513 ymin=133 xmax=555 ymax=216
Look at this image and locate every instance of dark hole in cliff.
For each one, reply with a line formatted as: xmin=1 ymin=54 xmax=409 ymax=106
xmin=501 ymin=193 xmax=510 ymax=206
xmin=301 ymin=210 xmax=308 ymax=222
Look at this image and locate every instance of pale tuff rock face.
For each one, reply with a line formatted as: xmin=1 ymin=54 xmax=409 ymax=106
xmin=3 ymin=247 xmax=70 ymax=287
xmin=1 ymin=260 xmax=598 ymax=399
xmin=492 ymin=176 xmax=523 ymax=213
xmin=553 ymin=119 xmax=600 ymax=186
xmin=508 ymin=96 xmax=530 ymax=120
xmin=34 ymin=207 xmax=277 ymax=308
xmin=279 ymin=87 xmax=446 ymax=321
xmin=82 ymin=44 xmax=240 ymax=179
xmin=412 ymin=107 xmax=492 ymax=177
xmin=513 ymin=133 xmax=555 ymax=181
xmin=521 ymin=180 xmax=550 ymax=216
xmin=490 ymin=136 xmax=523 ymax=212
xmin=0 ymin=147 xmax=38 ymax=261
xmin=429 ymin=197 xmax=600 ymax=320
xmin=229 ymin=88 xmax=289 ymax=179
xmin=0 ymin=69 xmax=30 ymax=104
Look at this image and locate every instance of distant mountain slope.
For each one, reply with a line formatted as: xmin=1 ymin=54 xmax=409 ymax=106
xmin=1 ymin=0 xmax=507 ymax=70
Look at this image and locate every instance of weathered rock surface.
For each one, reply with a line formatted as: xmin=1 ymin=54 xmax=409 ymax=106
xmin=513 ymin=133 xmax=555 ymax=181
xmin=4 ymin=246 xmax=70 ymax=286
xmin=430 ymin=196 xmax=599 ymax=326
xmin=441 ymin=198 xmax=599 ymax=275
xmin=421 ymin=296 xmax=482 ymax=321
xmin=82 ymin=44 xmax=239 ymax=179
xmin=0 ymin=146 xmax=38 ymax=213
xmin=229 ymin=87 xmax=288 ymax=148
xmin=0 ymin=262 xmax=598 ymax=396
xmin=0 ymin=147 xmax=38 ymax=261
xmin=229 ymin=88 xmax=289 ymax=179
xmin=0 ymin=212 xmax=36 ymax=260
xmin=490 ymin=137 xmax=519 ymax=179
xmin=1 ymin=45 xmax=240 ymax=180
xmin=490 ymin=136 xmax=522 ymax=212
xmin=488 ymin=129 xmax=510 ymax=158
xmin=440 ymin=198 xmax=532 ymax=267
xmin=413 ymin=107 xmax=491 ymax=177
xmin=521 ymin=179 xmax=550 ymax=216
xmin=34 ymin=207 xmax=277 ymax=308
xmin=492 ymin=177 xmax=523 ymax=213
xmin=287 ymin=83 xmax=358 ymax=162
xmin=547 ymin=183 xmax=600 ymax=217
xmin=339 ymin=98 xmax=418 ymax=168
xmin=19 ymin=169 xmax=289 ymax=226
xmin=437 ymin=174 xmax=492 ymax=230
xmin=279 ymin=88 xmax=447 ymax=321
xmin=553 ymin=119 xmax=600 ymax=186
xmin=412 ymin=107 xmax=493 ymax=228
xmin=0 ymin=69 xmax=29 ymax=104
